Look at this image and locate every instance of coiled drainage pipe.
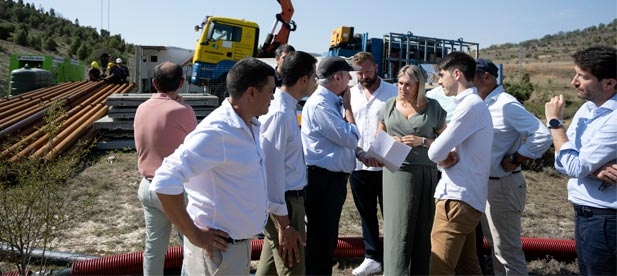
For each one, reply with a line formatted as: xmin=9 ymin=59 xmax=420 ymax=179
xmin=68 ymin=236 xmax=576 ymax=275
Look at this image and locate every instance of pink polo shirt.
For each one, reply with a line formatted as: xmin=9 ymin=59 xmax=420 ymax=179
xmin=134 ymin=93 xmax=197 ymax=178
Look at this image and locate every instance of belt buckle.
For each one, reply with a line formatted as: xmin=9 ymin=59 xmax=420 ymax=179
xmin=574 ymin=204 xmax=593 ymax=217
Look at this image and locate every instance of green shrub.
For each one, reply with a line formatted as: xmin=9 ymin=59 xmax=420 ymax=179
xmin=12 ymin=29 xmax=27 ymax=46
xmin=0 ymin=23 xmax=15 ymax=40
xmin=0 ymin=101 xmax=96 ymax=275
xmin=504 ymin=72 xmax=533 ymax=103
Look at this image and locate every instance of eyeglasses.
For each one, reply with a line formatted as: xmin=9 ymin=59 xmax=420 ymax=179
xmin=309 ymin=71 xmax=318 ymax=81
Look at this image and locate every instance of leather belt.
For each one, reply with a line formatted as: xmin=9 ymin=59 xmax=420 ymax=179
xmin=573 ymin=204 xmax=616 ymax=217
xmin=224 ymin=237 xmax=249 ymax=244
xmin=285 ymin=189 xmax=305 ymax=198
xmin=489 ymin=170 xmax=521 ymax=180
xmin=307 ymin=165 xmax=348 ymax=177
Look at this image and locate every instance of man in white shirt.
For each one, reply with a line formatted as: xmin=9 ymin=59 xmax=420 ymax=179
xmin=274 ymin=44 xmax=296 ymax=87
xmin=474 ymin=58 xmax=552 ymax=275
xmin=427 ymin=52 xmax=493 ymax=275
xmin=343 ymin=52 xmax=397 ymax=276
xmin=150 ymin=58 xmax=276 ymax=275
xmin=256 ymin=51 xmax=317 ymax=276
xmin=427 ymin=81 xmax=495 ymax=275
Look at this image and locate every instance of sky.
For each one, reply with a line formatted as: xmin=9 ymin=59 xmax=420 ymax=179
xmin=26 ymin=0 xmax=617 ymax=55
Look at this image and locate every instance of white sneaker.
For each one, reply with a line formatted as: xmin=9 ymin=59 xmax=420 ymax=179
xmin=352 ymin=258 xmax=382 ymax=276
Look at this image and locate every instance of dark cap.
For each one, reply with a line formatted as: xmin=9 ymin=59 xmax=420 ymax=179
xmin=476 ymin=58 xmax=499 ymax=77
xmin=317 ymin=56 xmax=358 ymax=79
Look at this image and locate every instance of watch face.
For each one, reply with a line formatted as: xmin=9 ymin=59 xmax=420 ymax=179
xmin=549 ymin=119 xmax=562 ymax=128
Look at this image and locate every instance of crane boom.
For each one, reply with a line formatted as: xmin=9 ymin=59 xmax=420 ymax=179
xmin=257 ymin=0 xmax=296 ymax=58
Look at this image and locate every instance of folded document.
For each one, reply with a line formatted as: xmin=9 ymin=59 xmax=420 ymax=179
xmin=365 ymin=130 xmax=412 ymax=172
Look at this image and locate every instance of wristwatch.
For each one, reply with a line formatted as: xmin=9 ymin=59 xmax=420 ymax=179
xmin=508 ymin=154 xmax=521 ymax=165
xmin=422 ymin=137 xmax=427 ymax=148
xmin=546 ymin=118 xmax=564 ymax=129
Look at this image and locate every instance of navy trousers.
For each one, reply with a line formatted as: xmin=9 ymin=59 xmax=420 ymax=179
xmin=305 ymin=165 xmax=349 ymax=276
xmin=573 ymin=204 xmax=616 ymax=276
xmin=350 ymin=170 xmax=383 ymax=262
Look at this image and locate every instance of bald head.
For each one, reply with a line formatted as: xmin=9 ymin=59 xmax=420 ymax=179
xmin=153 ymin=61 xmax=183 ymax=93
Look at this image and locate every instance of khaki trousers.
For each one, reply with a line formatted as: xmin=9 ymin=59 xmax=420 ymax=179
xmin=256 ymin=193 xmax=306 ymax=275
xmin=183 ymin=237 xmax=251 ymax=275
xmin=481 ymin=173 xmax=528 ymax=275
xmin=430 ymin=199 xmax=483 ymax=275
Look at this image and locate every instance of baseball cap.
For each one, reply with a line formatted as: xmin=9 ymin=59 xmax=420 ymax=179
xmin=317 ymin=56 xmax=359 ymax=79
xmin=476 ymin=58 xmax=498 ymax=77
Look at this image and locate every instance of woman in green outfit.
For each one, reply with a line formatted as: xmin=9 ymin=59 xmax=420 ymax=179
xmin=378 ymin=65 xmax=447 ymax=275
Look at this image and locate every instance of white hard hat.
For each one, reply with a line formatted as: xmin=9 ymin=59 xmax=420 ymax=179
xmin=116 ymin=58 xmax=122 ymax=63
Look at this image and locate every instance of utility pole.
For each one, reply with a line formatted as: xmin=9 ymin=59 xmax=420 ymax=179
xmin=518 ymin=46 xmax=523 ymax=79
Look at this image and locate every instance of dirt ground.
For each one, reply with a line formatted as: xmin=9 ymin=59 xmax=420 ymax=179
xmin=31 ymin=149 xmax=578 ymax=275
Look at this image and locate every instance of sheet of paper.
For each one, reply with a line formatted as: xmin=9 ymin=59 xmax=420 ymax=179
xmin=365 ymin=130 xmax=412 ymax=172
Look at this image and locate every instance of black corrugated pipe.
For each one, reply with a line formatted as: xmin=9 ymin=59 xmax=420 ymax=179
xmin=0 ymin=244 xmax=98 ymax=266
xmin=66 ymin=236 xmax=577 ymax=275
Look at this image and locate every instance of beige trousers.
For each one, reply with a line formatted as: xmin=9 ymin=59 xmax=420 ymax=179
xmin=183 ymin=237 xmax=251 ymax=275
xmin=430 ymin=199 xmax=483 ymax=275
xmin=482 ymin=173 xmax=528 ymax=275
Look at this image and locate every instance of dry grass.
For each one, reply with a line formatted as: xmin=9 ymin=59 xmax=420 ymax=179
xmin=11 ymin=149 xmax=576 ymax=275
xmin=46 ymin=150 xmax=148 ymax=256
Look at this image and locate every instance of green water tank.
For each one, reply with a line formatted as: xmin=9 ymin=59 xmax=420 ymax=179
xmin=10 ymin=66 xmax=52 ymax=96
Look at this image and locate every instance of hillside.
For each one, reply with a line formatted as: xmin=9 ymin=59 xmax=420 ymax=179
xmin=481 ymin=19 xmax=617 ymax=90
xmin=0 ymin=0 xmax=133 ymax=95
xmin=483 ymin=19 xmax=616 ymax=63
xmin=0 ymin=0 xmax=615 ymax=97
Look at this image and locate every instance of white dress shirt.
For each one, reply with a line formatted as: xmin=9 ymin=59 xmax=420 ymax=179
xmin=484 ymin=85 xmax=552 ymax=177
xmin=428 ymin=87 xmax=494 ymax=212
xmin=349 ymin=79 xmax=398 ymax=171
xmin=301 ymin=85 xmax=360 ymax=173
xmin=259 ymin=89 xmax=307 ymax=216
xmin=151 ymin=100 xmax=268 ymax=239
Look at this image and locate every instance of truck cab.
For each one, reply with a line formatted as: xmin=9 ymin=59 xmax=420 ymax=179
xmin=191 ymin=16 xmax=260 ymax=98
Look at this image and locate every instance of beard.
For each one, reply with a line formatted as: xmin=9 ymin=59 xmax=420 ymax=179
xmin=360 ymin=76 xmax=378 ymax=89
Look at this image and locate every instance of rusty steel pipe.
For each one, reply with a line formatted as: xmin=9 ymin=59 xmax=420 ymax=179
xmin=1 ymin=81 xmax=135 ymax=161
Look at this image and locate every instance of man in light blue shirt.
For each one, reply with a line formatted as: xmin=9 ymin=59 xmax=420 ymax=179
xmin=545 ymin=46 xmax=616 ymax=276
xmin=475 ymin=58 xmax=552 ymax=275
xmin=301 ymin=56 xmax=360 ymax=275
